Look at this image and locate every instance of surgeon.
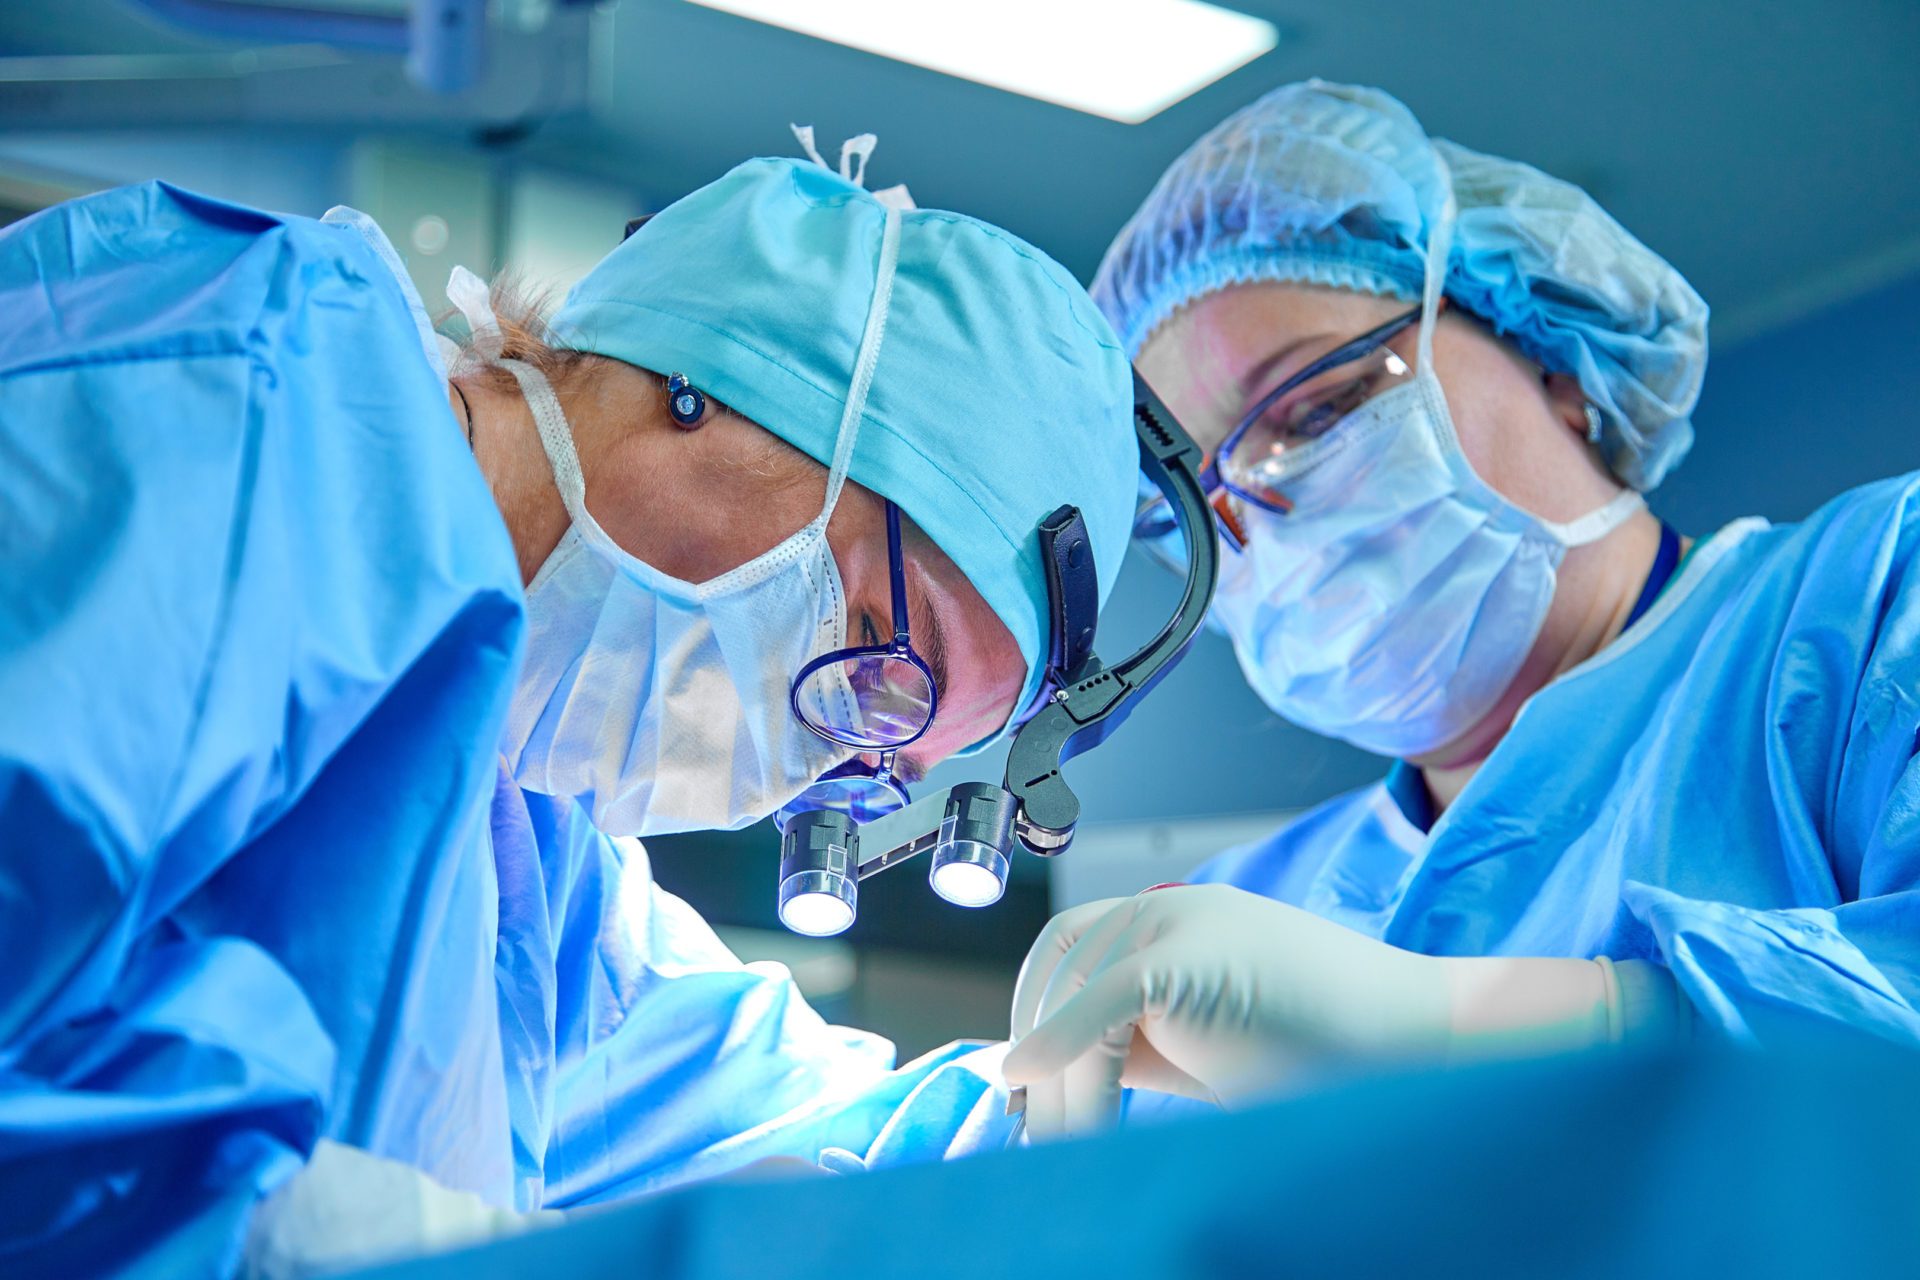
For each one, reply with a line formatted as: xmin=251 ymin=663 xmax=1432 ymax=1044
xmin=1003 ymin=81 xmax=1920 ymax=1139
xmin=0 ymin=133 xmax=1139 ymax=1275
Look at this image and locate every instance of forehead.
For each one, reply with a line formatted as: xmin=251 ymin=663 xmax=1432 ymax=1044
xmin=1142 ymin=281 xmax=1411 ymax=374
xmin=1135 ymin=282 xmax=1414 ymax=446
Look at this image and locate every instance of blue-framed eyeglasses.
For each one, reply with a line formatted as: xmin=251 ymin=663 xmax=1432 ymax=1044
xmin=1134 ymin=304 xmax=1426 ymax=552
xmin=780 ymin=500 xmax=937 ymax=831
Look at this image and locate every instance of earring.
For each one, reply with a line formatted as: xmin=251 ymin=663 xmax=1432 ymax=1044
xmin=1583 ymin=403 xmax=1604 ymax=445
xmin=666 ymin=372 xmax=706 ymax=427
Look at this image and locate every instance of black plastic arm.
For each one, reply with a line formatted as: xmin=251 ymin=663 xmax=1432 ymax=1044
xmin=1001 ymin=370 xmax=1220 ymax=852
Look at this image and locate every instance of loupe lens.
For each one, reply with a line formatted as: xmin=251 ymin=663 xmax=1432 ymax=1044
xmin=775 ymin=773 xmax=908 ymax=832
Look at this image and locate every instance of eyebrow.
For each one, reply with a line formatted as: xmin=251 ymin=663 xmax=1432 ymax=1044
xmin=1234 ymin=332 xmax=1337 ymax=416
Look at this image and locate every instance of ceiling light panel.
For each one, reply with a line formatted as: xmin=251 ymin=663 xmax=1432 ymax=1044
xmin=682 ymin=0 xmax=1279 ymax=124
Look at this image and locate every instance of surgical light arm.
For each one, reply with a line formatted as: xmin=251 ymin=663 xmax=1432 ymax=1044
xmin=778 ymin=372 xmax=1219 ymax=934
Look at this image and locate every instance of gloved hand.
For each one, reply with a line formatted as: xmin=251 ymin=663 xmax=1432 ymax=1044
xmin=1003 ymin=885 xmax=1677 ymax=1141
xmin=244 ymin=1140 xmax=564 ymax=1280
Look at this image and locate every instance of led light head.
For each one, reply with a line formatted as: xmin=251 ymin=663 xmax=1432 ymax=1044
xmin=778 ymin=809 xmax=859 ymax=936
xmin=780 ymin=886 xmax=855 ymax=937
xmin=929 ymin=782 xmax=1015 ymax=909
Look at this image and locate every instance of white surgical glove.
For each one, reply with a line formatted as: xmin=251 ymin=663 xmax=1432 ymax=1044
xmin=244 ymin=1140 xmax=564 ymax=1280
xmin=1003 ymin=885 xmax=1683 ymax=1141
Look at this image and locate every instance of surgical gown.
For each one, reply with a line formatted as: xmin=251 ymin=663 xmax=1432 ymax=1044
xmin=0 ymin=183 xmax=1011 ymax=1278
xmin=1195 ymin=478 xmax=1920 ymax=1043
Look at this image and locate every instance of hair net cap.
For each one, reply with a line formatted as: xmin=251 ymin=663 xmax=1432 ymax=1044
xmin=1092 ymin=79 xmax=1709 ymax=491
xmin=554 ymin=155 xmax=1138 ymax=749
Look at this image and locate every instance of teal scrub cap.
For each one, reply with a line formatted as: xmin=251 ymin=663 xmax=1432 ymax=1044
xmin=554 ymin=149 xmax=1138 ymax=749
xmin=1092 ymin=79 xmax=1710 ymax=492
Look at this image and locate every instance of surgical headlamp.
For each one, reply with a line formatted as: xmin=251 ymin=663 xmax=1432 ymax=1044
xmin=777 ymin=372 xmax=1219 ymax=934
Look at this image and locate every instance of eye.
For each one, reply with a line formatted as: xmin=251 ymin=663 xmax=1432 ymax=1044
xmin=1280 ymin=376 xmax=1372 ymax=440
xmin=859 ymin=612 xmax=881 ymax=647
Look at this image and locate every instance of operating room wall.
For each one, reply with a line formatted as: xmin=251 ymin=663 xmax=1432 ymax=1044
xmin=1656 ymin=271 xmax=1920 ymax=532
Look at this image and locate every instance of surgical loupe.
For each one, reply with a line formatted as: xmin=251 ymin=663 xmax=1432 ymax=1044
xmin=777 ymin=371 xmax=1220 ymax=935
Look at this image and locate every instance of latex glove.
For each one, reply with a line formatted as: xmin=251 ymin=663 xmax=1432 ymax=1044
xmin=244 ymin=1140 xmax=564 ymax=1280
xmin=1004 ymin=885 xmax=1677 ymax=1141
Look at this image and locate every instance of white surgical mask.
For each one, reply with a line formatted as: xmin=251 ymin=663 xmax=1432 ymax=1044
xmin=491 ymin=207 xmax=904 ymax=834
xmin=1210 ymin=163 xmax=1643 ymax=759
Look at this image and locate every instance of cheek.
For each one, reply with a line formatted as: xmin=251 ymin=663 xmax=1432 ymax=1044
xmin=966 ymin=632 xmax=1029 ymax=744
xmin=932 ymin=614 xmax=1027 ymax=749
xmin=992 ymin=629 xmax=1028 ymax=703
xmin=1432 ymin=341 xmax=1552 ymax=497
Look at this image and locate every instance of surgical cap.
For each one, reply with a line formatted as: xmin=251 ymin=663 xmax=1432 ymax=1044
xmin=1092 ymin=80 xmax=1709 ymax=491
xmin=555 ymin=155 xmax=1138 ymax=748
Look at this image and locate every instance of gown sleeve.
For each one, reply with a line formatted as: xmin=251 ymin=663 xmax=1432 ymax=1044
xmin=0 ymin=182 xmax=523 ymax=1273
xmin=1624 ymin=484 xmax=1920 ymax=1045
xmin=506 ymin=794 xmax=1016 ymax=1207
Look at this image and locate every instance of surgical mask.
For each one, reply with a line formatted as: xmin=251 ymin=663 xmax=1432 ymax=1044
xmin=488 ymin=206 xmax=904 ymax=834
xmin=1209 ymin=164 xmax=1643 ymax=760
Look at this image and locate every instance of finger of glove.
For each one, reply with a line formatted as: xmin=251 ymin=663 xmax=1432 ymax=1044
xmin=1023 ymin=1062 xmax=1071 ymax=1142
xmin=1008 ymin=901 xmax=1166 ymax=1093
xmin=1018 ymin=971 xmax=1141 ymax=1142
xmin=1027 ymin=891 xmax=1178 ymax=1060
xmin=1060 ymin=1013 xmax=1136 ymax=1139
xmin=1003 ymin=957 xmax=1151 ymax=1088
xmin=1117 ymin=1029 xmax=1215 ymax=1103
xmin=1012 ymin=901 xmax=1132 ymax=1140
xmin=1010 ymin=896 xmax=1131 ymax=1041
xmin=1028 ymin=895 xmax=1156 ymax=1041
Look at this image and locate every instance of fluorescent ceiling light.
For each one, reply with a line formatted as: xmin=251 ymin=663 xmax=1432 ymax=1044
xmin=681 ymin=0 xmax=1279 ymax=124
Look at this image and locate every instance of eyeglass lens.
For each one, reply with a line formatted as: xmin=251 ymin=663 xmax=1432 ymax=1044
xmin=1222 ymin=339 xmax=1415 ymax=508
xmin=794 ymin=653 xmax=934 ymax=748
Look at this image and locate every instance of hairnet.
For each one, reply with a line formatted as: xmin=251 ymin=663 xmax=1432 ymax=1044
xmin=555 ymin=155 xmax=1138 ymax=749
xmin=1091 ymin=80 xmax=1709 ymax=491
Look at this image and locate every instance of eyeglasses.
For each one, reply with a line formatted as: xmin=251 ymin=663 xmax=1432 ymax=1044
xmin=775 ymin=755 xmax=912 ymax=832
xmin=1133 ymin=304 xmax=1427 ymax=552
xmin=781 ymin=500 xmax=937 ymax=830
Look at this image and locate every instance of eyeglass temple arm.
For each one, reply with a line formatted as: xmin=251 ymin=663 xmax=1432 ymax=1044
xmin=1000 ymin=369 xmax=1220 ymax=853
xmin=884 ymin=501 xmax=911 ymax=645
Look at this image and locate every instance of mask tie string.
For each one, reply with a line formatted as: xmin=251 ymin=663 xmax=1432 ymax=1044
xmin=447 ymin=264 xmax=502 ymax=362
xmin=1416 ymin=151 xmax=1456 ymax=381
xmin=837 ymin=133 xmax=876 ymax=185
xmin=791 ymin=123 xmax=917 ymax=210
xmin=819 ymin=202 xmax=901 ymax=520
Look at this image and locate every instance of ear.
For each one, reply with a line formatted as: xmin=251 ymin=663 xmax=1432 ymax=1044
xmin=1542 ymin=372 xmax=1591 ymax=441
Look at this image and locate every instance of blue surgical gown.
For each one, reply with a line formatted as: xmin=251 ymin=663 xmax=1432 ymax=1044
xmin=1194 ymin=479 xmax=1920 ymax=1044
xmin=0 ymin=183 xmax=1011 ymax=1278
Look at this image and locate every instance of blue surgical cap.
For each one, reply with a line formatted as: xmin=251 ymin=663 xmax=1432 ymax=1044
xmin=1092 ymin=80 xmax=1709 ymax=491
xmin=555 ymin=156 xmax=1138 ymax=748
